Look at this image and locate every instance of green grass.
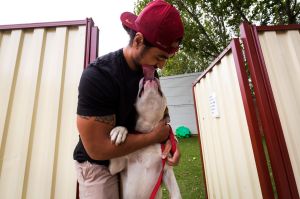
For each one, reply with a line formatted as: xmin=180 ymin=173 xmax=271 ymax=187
xmin=160 ymin=136 xmax=277 ymax=199
xmin=162 ymin=136 xmax=206 ymax=199
xmin=262 ymin=137 xmax=278 ymax=198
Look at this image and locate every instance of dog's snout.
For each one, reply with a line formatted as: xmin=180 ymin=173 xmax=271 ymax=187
xmin=144 ymin=79 xmax=159 ymax=88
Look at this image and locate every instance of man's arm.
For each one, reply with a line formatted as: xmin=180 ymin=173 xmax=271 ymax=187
xmin=77 ymin=114 xmax=170 ymax=160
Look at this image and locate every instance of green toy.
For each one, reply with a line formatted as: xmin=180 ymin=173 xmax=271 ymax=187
xmin=175 ymin=126 xmax=191 ymax=138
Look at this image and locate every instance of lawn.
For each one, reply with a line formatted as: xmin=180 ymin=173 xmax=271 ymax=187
xmin=160 ymin=136 xmax=277 ymax=199
xmin=162 ymin=136 xmax=206 ymax=199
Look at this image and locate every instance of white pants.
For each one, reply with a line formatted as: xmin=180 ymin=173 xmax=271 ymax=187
xmin=75 ymin=161 xmax=119 ymax=199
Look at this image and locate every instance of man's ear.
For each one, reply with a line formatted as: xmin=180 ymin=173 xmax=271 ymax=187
xmin=133 ymin=32 xmax=144 ymax=48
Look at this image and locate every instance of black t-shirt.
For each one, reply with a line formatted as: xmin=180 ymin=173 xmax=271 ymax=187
xmin=73 ymin=49 xmax=143 ymax=166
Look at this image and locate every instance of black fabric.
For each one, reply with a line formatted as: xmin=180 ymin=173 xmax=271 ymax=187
xmin=73 ymin=49 xmax=143 ymax=165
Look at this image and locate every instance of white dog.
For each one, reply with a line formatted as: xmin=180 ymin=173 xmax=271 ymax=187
xmin=109 ymin=77 xmax=181 ymax=199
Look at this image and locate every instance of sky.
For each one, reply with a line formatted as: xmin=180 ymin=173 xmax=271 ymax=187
xmin=0 ymin=0 xmax=136 ymax=56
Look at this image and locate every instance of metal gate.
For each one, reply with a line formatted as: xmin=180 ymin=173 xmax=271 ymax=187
xmin=0 ymin=19 xmax=98 ymax=199
xmin=193 ymin=23 xmax=300 ymax=199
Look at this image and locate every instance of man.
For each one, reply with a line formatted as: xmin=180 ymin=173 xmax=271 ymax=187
xmin=73 ymin=0 xmax=184 ymax=198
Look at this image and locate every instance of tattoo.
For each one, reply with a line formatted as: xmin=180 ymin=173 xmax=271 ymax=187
xmin=78 ymin=114 xmax=116 ymax=126
xmin=94 ymin=115 xmax=116 ymax=126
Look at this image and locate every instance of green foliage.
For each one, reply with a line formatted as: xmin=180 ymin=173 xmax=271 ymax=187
xmin=135 ymin=0 xmax=300 ymax=76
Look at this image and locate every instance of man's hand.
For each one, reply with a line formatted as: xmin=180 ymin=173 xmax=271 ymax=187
xmin=161 ymin=140 xmax=181 ymax=166
xmin=150 ymin=121 xmax=170 ymax=143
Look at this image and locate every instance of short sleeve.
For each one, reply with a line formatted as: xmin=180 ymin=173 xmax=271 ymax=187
xmin=77 ymin=66 xmax=118 ymax=116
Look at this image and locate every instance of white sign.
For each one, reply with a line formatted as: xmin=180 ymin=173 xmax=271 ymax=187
xmin=208 ymin=92 xmax=220 ymax=118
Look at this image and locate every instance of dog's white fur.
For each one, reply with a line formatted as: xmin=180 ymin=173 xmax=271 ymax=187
xmin=109 ymin=78 xmax=181 ymax=199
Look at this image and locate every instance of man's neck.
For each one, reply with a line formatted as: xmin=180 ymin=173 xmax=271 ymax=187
xmin=123 ymin=46 xmax=139 ymax=71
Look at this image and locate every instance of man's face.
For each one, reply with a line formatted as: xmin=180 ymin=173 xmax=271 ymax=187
xmin=137 ymin=46 xmax=173 ymax=69
xmin=132 ymin=33 xmax=174 ymax=70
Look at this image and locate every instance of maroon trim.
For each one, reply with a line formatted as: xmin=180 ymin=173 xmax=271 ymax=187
xmin=90 ymin=26 xmax=99 ymax=63
xmin=231 ymin=38 xmax=274 ymax=199
xmin=192 ymin=86 xmax=208 ymax=199
xmin=83 ymin=18 xmax=94 ymax=68
xmin=256 ymin=24 xmax=300 ymax=31
xmin=193 ymin=43 xmax=232 ymax=86
xmin=240 ymin=22 xmax=299 ymax=198
xmin=0 ymin=20 xmax=86 ymax=30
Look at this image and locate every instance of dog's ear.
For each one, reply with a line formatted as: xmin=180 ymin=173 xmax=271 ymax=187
xmin=155 ymin=78 xmax=164 ymax=97
xmin=137 ymin=78 xmax=145 ymax=98
xmin=163 ymin=106 xmax=171 ymax=123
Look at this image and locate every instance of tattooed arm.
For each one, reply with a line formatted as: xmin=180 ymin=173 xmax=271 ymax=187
xmin=77 ymin=114 xmax=169 ymax=160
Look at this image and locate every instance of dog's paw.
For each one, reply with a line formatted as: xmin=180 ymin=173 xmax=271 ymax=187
xmin=110 ymin=126 xmax=128 ymax=145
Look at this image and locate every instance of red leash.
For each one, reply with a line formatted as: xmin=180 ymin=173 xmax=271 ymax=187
xmin=149 ymin=125 xmax=177 ymax=199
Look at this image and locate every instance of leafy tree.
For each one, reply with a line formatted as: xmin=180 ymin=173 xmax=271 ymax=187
xmin=134 ymin=0 xmax=300 ymax=76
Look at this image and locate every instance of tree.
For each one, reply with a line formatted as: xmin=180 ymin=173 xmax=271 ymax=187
xmin=135 ymin=0 xmax=300 ymax=76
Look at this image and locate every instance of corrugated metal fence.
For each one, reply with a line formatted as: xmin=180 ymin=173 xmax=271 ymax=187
xmin=193 ymin=39 xmax=272 ymax=199
xmin=0 ymin=19 xmax=98 ymax=199
xmin=160 ymin=72 xmax=201 ymax=134
xmin=256 ymin=27 xmax=300 ymax=195
xmin=193 ymin=23 xmax=300 ymax=198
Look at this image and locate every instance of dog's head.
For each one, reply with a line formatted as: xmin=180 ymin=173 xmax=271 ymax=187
xmin=135 ymin=65 xmax=170 ymax=127
xmin=137 ymin=65 xmax=163 ymax=98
